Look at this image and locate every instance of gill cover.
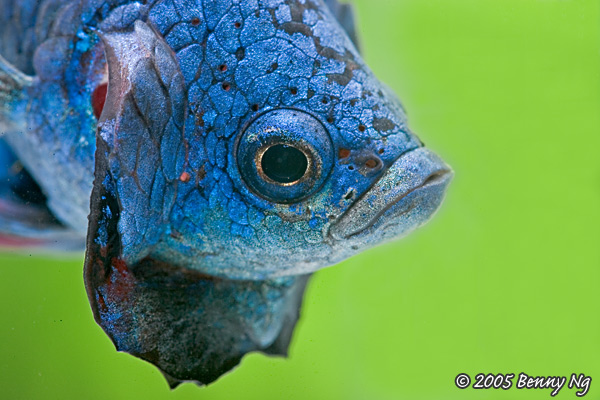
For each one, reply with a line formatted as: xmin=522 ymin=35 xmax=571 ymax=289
xmin=84 ymin=20 xmax=309 ymax=387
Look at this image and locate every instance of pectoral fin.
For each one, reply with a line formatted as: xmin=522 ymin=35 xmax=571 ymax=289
xmin=0 ymin=53 xmax=32 ymax=119
xmin=0 ymin=138 xmax=84 ymax=251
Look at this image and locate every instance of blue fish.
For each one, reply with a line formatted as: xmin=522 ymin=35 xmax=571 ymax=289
xmin=0 ymin=0 xmax=452 ymax=387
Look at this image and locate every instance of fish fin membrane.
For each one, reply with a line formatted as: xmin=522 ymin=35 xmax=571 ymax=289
xmin=0 ymin=138 xmax=84 ymax=251
xmin=85 ymin=248 xmax=310 ymax=387
xmin=324 ymin=0 xmax=361 ymax=52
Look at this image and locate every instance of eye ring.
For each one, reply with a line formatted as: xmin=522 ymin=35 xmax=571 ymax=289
xmin=235 ymin=108 xmax=334 ymax=204
xmin=254 ymin=142 xmax=315 ymax=187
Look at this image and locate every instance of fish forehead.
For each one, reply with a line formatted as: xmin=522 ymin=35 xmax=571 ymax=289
xmin=144 ymin=0 xmax=421 ymax=198
xmin=161 ymin=0 xmax=416 ymax=144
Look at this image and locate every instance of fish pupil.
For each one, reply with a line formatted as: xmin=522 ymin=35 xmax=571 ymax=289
xmin=261 ymin=144 xmax=308 ymax=184
xmin=92 ymin=82 xmax=108 ymax=119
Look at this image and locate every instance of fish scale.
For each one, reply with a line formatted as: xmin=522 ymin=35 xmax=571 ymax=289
xmin=0 ymin=0 xmax=452 ymax=387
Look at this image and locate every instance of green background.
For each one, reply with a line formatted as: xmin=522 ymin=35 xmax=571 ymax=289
xmin=1 ymin=0 xmax=598 ymax=399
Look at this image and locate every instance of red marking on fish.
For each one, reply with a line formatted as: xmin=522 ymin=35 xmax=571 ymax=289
xmin=92 ymin=82 xmax=108 ymax=119
xmin=179 ymin=171 xmax=191 ymax=182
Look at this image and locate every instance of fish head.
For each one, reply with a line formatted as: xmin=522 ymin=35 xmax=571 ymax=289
xmin=88 ymin=0 xmax=452 ymax=280
xmin=221 ymin=110 xmax=453 ymax=278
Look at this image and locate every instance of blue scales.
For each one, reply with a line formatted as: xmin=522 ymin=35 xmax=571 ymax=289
xmin=0 ymin=0 xmax=452 ymax=387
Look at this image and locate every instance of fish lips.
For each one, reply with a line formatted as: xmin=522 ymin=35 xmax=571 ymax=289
xmin=328 ymin=147 xmax=453 ymax=241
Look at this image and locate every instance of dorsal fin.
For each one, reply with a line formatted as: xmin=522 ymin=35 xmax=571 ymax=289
xmin=324 ymin=0 xmax=361 ymax=52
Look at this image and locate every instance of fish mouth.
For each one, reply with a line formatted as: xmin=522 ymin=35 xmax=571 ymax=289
xmin=328 ymin=147 xmax=453 ymax=240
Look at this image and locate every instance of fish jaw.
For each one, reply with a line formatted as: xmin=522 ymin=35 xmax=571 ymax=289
xmin=328 ymin=147 xmax=453 ymax=245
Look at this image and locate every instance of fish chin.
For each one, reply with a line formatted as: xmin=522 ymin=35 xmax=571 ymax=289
xmin=328 ymin=147 xmax=452 ymax=248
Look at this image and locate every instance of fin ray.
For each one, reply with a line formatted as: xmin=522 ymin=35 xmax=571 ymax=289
xmin=0 ymin=53 xmax=32 ymax=101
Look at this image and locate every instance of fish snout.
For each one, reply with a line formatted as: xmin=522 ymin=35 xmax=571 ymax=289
xmin=328 ymin=147 xmax=453 ymax=241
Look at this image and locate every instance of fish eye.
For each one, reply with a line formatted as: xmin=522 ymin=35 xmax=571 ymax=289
xmin=236 ymin=109 xmax=334 ymax=203
xmin=258 ymin=144 xmax=309 ymax=185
